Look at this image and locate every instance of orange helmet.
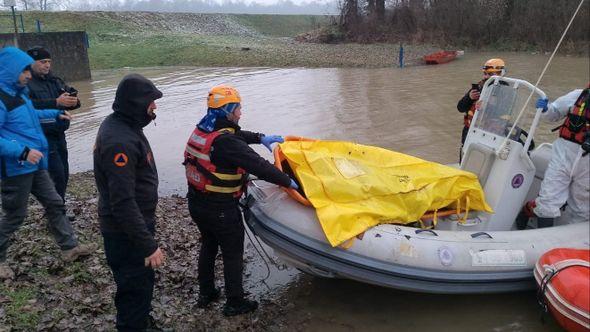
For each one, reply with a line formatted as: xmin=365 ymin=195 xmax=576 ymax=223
xmin=482 ymin=58 xmax=506 ymax=76
xmin=207 ymin=85 xmax=241 ymax=109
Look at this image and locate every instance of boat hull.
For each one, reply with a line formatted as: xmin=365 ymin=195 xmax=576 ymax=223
xmin=244 ymin=182 xmax=590 ymax=294
xmin=423 ymin=51 xmax=458 ymax=64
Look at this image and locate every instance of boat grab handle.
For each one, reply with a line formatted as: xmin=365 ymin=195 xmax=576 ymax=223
xmin=415 ymin=229 xmax=438 ymax=236
xmin=471 ymin=232 xmax=493 ymax=239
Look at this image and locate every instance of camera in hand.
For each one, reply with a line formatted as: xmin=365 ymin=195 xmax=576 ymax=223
xmin=471 ymin=83 xmax=481 ymax=92
xmin=60 ymin=87 xmax=78 ymax=97
xmin=66 ymin=87 xmax=78 ymax=97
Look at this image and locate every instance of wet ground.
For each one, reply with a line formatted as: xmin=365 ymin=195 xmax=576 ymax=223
xmin=0 ymin=172 xmax=564 ymax=331
xmin=2 ymin=52 xmax=588 ymax=330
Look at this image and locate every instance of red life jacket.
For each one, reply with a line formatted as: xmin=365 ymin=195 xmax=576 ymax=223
xmin=557 ymin=88 xmax=590 ymax=145
xmin=463 ymin=79 xmax=485 ymax=128
xmin=464 ymin=103 xmax=477 ymax=127
xmin=184 ymin=127 xmax=246 ymax=197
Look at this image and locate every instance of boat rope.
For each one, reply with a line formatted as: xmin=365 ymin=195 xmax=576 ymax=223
xmin=242 ymin=222 xmax=273 ymax=291
xmin=500 ymin=0 xmax=586 ymax=152
xmin=537 ymin=259 xmax=590 ymax=313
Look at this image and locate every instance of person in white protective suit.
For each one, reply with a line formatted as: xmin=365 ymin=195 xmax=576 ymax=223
xmin=516 ymin=85 xmax=590 ymax=229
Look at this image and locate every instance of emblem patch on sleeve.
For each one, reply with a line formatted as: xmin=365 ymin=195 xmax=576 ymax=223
xmin=113 ymin=153 xmax=129 ymax=167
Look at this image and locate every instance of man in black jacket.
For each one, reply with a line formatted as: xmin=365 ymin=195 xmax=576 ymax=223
xmin=94 ymin=74 xmax=165 ymax=331
xmin=457 ymin=58 xmax=506 ymax=162
xmin=184 ymin=85 xmax=298 ymax=316
xmin=27 ymin=47 xmax=80 ymax=203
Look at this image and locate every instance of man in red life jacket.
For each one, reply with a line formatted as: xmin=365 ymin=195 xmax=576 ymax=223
xmin=457 ymin=58 xmax=506 ymax=162
xmin=516 ymin=85 xmax=590 ymax=229
xmin=184 ymin=85 xmax=297 ymax=316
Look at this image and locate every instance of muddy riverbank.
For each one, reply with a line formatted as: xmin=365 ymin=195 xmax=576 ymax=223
xmin=0 ymin=172 xmax=294 ymax=331
xmin=0 ymin=171 xmax=563 ymax=332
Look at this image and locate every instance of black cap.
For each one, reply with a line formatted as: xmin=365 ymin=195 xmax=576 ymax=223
xmin=26 ymin=46 xmax=51 ymax=61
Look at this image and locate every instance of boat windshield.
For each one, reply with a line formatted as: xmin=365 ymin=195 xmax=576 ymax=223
xmin=473 ymin=81 xmax=520 ymax=139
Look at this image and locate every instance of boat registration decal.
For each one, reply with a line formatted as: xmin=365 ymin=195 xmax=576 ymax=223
xmin=470 ymin=249 xmax=527 ymax=266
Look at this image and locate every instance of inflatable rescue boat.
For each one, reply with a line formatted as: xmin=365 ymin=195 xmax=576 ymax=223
xmin=243 ymin=77 xmax=590 ymax=294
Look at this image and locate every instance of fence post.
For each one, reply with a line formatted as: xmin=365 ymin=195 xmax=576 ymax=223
xmin=19 ymin=13 xmax=24 ymax=32
xmin=36 ymin=19 xmax=42 ymax=32
xmin=10 ymin=5 xmax=18 ymax=47
xmin=399 ymin=43 xmax=404 ymax=68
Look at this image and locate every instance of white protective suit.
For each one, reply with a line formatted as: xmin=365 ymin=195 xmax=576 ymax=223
xmin=534 ymin=89 xmax=589 ymax=224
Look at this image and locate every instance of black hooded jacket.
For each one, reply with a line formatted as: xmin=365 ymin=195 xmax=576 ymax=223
xmin=93 ymin=74 xmax=163 ymax=257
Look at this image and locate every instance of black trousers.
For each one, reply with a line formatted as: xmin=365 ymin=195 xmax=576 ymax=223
xmin=103 ymin=232 xmax=155 ymax=332
xmin=188 ymin=194 xmax=245 ymax=300
xmin=47 ymin=138 xmax=69 ymax=200
xmin=459 ymin=125 xmax=470 ymax=163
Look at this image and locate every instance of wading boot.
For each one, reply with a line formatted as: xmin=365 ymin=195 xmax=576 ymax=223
xmin=197 ymin=287 xmax=221 ymax=308
xmin=61 ymin=243 xmax=97 ymax=262
xmin=223 ymin=298 xmax=258 ymax=317
xmin=0 ymin=262 xmax=14 ymax=280
xmin=537 ymin=217 xmax=554 ymax=228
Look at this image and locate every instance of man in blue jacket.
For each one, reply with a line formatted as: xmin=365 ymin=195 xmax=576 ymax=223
xmin=0 ymin=47 xmax=94 ymax=280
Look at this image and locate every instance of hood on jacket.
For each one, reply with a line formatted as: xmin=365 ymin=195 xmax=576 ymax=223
xmin=112 ymin=74 xmax=163 ymax=128
xmin=0 ymin=47 xmax=34 ymax=94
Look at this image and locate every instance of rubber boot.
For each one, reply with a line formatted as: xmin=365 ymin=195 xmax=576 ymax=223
xmin=223 ymin=298 xmax=258 ymax=317
xmin=537 ymin=217 xmax=554 ymax=228
xmin=197 ymin=287 xmax=220 ymax=308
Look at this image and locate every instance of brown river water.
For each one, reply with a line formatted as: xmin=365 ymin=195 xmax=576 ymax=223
xmin=68 ymin=52 xmax=588 ymax=331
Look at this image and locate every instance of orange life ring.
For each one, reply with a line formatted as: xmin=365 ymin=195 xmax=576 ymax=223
xmin=535 ymin=248 xmax=590 ymax=332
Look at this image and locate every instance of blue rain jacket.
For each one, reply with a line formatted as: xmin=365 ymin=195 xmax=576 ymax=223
xmin=0 ymin=47 xmax=61 ymax=178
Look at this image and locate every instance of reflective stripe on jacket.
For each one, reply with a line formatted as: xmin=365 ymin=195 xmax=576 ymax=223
xmin=184 ymin=127 xmax=246 ymax=198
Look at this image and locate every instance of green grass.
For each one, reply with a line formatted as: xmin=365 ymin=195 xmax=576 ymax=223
xmin=64 ymin=261 xmax=92 ymax=283
xmin=0 ymin=11 xmax=332 ymax=69
xmin=0 ymin=11 xmax=327 ymax=37
xmin=0 ymin=284 xmax=40 ymax=329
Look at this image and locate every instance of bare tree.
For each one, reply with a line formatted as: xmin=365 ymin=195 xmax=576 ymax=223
xmin=338 ymin=0 xmax=589 ymax=51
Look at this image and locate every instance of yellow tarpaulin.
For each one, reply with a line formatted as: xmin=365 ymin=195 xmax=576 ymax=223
xmin=279 ymin=139 xmax=493 ymax=247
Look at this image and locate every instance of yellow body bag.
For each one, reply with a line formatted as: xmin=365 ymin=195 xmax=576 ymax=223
xmin=276 ymin=138 xmax=493 ymax=247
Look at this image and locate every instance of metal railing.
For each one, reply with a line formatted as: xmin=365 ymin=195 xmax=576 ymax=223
xmin=0 ymin=13 xmax=24 ymax=33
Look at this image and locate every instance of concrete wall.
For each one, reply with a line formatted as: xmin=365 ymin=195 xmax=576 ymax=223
xmin=0 ymin=31 xmax=91 ymax=81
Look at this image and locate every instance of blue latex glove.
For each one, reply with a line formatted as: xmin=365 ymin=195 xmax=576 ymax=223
xmin=536 ymin=98 xmax=549 ymax=113
xmin=261 ymin=135 xmax=284 ymax=152
xmin=289 ymin=178 xmax=299 ymax=190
